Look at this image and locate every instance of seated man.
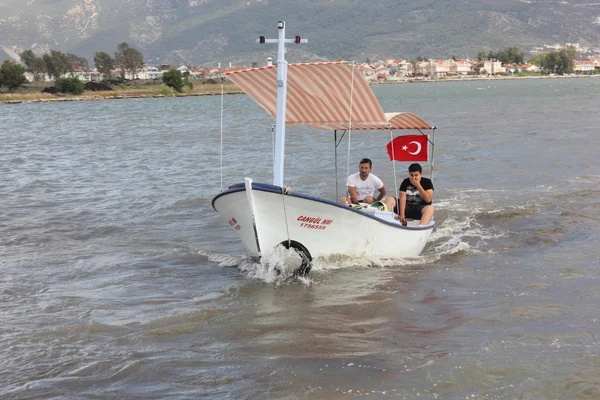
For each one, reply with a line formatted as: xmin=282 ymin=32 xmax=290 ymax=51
xmin=339 ymin=158 xmax=396 ymax=212
xmin=396 ymin=163 xmax=434 ymax=226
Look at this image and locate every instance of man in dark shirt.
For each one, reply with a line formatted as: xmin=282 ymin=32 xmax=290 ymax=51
xmin=397 ymin=163 xmax=434 ymax=226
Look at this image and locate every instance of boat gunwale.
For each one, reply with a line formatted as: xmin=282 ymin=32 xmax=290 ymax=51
xmin=212 ymin=182 xmax=435 ymax=231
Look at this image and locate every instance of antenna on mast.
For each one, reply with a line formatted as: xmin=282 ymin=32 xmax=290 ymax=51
xmin=257 ymin=21 xmax=307 ymax=187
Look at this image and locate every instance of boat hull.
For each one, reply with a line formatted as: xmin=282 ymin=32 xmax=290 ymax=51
xmin=212 ymin=179 xmax=434 ymax=260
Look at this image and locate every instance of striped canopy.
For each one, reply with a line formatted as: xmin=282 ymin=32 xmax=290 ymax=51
xmin=225 ymin=62 xmax=433 ymax=131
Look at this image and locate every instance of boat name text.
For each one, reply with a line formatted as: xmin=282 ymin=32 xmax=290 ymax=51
xmin=297 ymin=215 xmax=333 ymax=230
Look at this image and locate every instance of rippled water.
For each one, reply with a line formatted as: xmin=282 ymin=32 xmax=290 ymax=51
xmin=2 ymin=78 xmax=600 ymax=399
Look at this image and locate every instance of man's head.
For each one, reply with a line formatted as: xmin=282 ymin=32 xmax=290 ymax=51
xmin=359 ymin=158 xmax=372 ymax=178
xmin=408 ymin=163 xmax=422 ymax=180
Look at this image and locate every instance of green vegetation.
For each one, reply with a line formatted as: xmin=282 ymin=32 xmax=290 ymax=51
xmin=114 ymin=43 xmax=144 ymax=79
xmin=514 ymin=70 xmax=542 ymax=77
xmin=0 ymin=60 xmax=27 ymax=92
xmin=55 ymin=77 xmax=85 ymax=95
xmin=19 ymin=50 xmax=46 ymax=81
xmin=19 ymin=43 xmax=144 ymax=82
xmin=162 ymin=69 xmax=193 ymax=93
xmin=0 ymin=80 xmax=241 ymax=103
xmin=94 ymin=52 xmax=115 ymax=80
xmin=20 ymin=49 xmax=88 ymax=80
xmin=43 ymin=51 xmax=66 ymax=79
xmin=529 ymin=46 xmax=577 ymax=75
xmin=471 ymin=45 xmax=580 ymax=75
xmin=477 ymin=47 xmax=524 ymax=64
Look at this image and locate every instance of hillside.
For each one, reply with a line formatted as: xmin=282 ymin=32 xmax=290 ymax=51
xmin=1 ymin=0 xmax=600 ymax=66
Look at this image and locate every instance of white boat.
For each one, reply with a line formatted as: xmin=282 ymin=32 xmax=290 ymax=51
xmin=212 ymin=21 xmax=436 ymax=274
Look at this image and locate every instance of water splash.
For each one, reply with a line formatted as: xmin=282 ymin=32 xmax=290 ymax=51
xmin=199 ymin=193 xmax=519 ymax=282
xmin=198 ymin=250 xmax=243 ymax=267
xmin=199 ymin=246 xmax=311 ymax=284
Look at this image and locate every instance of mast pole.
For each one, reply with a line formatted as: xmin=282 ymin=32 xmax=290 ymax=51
xmin=273 ymin=22 xmax=287 ymax=187
xmin=257 ymin=21 xmax=307 ymax=187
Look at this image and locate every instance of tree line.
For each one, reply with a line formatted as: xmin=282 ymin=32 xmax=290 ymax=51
xmin=0 ymin=42 xmax=197 ymax=94
xmin=476 ymin=47 xmax=525 ymax=64
xmin=17 ymin=42 xmax=144 ymax=82
xmin=476 ymin=46 xmax=578 ymax=74
xmin=0 ymin=43 xmax=145 ymax=93
xmin=528 ymin=46 xmax=577 ymax=75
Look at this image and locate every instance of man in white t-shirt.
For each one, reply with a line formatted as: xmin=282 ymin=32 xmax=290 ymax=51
xmin=339 ymin=158 xmax=396 ymax=211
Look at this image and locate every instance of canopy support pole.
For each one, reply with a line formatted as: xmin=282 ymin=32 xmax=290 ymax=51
xmin=346 ymin=63 xmax=356 ymax=180
xmin=334 ymin=130 xmax=338 ymax=201
xmin=430 ymin=127 xmax=436 ymax=181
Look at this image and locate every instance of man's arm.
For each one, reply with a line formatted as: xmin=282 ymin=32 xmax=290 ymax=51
xmin=415 ymin=185 xmax=433 ymax=203
xmin=376 ymin=186 xmax=386 ymax=202
xmin=410 ymin=177 xmax=433 ymax=203
xmin=421 ymin=189 xmax=434 ymax=203
xmin=347 ymin=186 xmax=359 ymax=203
xmin=399 ymin=191 xmax=407 ymax=222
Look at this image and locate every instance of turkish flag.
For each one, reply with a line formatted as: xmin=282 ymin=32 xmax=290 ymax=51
xmin=386 ymin=134 xmax=429 ymax=162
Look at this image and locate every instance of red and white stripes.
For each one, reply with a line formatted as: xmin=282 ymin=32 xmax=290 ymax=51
xmin=226 ymin=62 xmax=432 ymax=131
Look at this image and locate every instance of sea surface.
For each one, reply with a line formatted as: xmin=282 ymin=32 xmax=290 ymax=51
xmin=1 ymin=77 xmax=599 ymax=399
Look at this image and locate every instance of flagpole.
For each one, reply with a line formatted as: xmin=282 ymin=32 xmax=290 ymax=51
xmin=430 ymin=127 xmax=436 ymax=181
xmin=389 ymin=129 xmax=398 ymax=213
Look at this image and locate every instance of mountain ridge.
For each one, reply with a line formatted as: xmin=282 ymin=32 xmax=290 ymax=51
xmin=1 ymin=0 xmax=599 ymax=65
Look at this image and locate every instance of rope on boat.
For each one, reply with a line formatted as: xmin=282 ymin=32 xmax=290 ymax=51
xmin=346 ymin=62 xmax=356 ymax=179
xmin=281 ymin=185 xmax=292 ymax=248
xmin=334 ymin=130 xmax=338 ymax=201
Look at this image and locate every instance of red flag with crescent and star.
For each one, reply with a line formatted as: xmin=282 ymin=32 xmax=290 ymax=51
xmin=386 ymin=134 xmax=429 ymax=162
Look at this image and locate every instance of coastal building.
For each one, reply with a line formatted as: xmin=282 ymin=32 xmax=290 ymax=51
xmin=413 ymin=61 xmax=428 ymax=76
xmin=177 ymin=65 xmax=191 ymax=75
xmin=357 ymin=64 xmax=376 ymax=81
xmin=482 ymin=59 xmax=503 ymax=75
xmin=414 ymin=60 xmax=453 ymax=78
xmin=137 ymin=66 xmax=164 ymax=80
xmin=396 ymin=60 xmax=412 ymax=74
xmin=523 ymin=64 xmax=540 ymax=72
xmin=504 ymin=63 xmax=518 ymax=73
xmin=375 ymin=65 xmax=390 ymax=79
xmin=573 ymin=58 xmax=595 ymax=73
xmin=529 ymin=46 xmax=545 ymax=55
xmin=589 ymin=55 xmax=600 ymax=71
xmin=450 ymin=59 xmax=473 ymax=74
xmin=433 ymin=60 xmax=452 ymax=77
xmin=22 ymin=70 xmax=100 ymax=83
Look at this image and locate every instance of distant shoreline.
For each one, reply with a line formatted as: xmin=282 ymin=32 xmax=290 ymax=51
xmin=0 ymin=90 xmax=243 ymax=105
xmin=1 ymin=74 xmax=598 ymax=105
xmin=0 ymin=81 xmax=243 ymax=105
xmin=373 ymin=73 xmax=600 ymax=85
